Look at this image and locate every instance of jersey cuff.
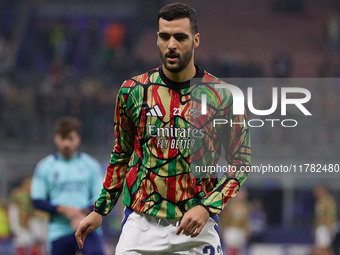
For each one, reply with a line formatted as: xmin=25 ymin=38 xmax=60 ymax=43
xmin=93 ymin=208 xmax=106 ymax=216
xmin=93 ymin=202 xmax=107 ymax=216
xmin=198 ymin=202 xmax=213 ymax=216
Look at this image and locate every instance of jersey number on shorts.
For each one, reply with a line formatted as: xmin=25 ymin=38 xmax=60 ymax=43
xmin=203 ymin=245 xmax=222 ymax=255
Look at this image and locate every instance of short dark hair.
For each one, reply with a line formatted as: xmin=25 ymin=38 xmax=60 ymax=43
xmin=54 ymin=116 xmax=81 ymax=138
xmin=157 ymin=2 xmax=198 ymax=34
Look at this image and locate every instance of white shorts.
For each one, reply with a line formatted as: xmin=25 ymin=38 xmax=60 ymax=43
xmin=315 ymin=225 xmax=332 ymax=248
xmin=116 ymin=208 xmax=223 ymax=255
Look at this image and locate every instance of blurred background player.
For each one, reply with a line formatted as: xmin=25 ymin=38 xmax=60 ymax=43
xmin=8 ymin=177 xmax=47 ymax=255
xmin=220 ymin=189 xmax=250 ymax=255
xmin=314 ymin=185 xmax=337 ymax=255
xmin=30 ymin=116 xmax=104 ymax=255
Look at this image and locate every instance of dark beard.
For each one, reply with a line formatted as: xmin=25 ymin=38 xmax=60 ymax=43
xmin=160 ymin=48 xmax=193 ymax=73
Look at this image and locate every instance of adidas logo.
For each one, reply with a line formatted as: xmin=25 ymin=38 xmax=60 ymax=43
xmin=146 ymin=104 xmax=164 ymax=117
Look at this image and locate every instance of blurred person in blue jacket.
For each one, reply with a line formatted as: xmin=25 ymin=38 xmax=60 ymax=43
xmin=30 ymin=116 xmax=104 ymax=255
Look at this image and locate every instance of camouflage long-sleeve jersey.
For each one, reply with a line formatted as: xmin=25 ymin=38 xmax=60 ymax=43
xmin=94 ymin=66 xmax=251 ymax=219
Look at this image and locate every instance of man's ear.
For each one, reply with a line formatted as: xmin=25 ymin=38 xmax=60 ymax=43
xmin=77 ymin=135 xmax=82 ymax=145
xmin=193 ymin=33 xmax=200 ymax=48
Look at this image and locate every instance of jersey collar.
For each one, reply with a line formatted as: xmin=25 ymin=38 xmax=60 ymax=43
xmin=159 ymin=65 xmax=205 ymax=90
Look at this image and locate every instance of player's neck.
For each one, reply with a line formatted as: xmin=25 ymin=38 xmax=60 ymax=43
xmin=162 ymin=61 xmax=196 ymax=83
xmin=57 ymin=151 xmax=78 ymax=160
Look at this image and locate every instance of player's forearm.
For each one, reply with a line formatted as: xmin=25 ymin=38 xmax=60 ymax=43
xmin=33 ymin=200 xmax=86 ymax=217
xmin=200 ymin=153 xmax=250 ymax=215
xmin=93 ymin=166 xmax=127 ymax=216
xmin=200 ymin=176 xmax=240 ymax=215
xmin=93 ymin=185 xmax=122 ymax=215
xmin=32 ymin=199 xmax=58 ymax=213
xmin=95 ymin=154 xmax=130 ymax=215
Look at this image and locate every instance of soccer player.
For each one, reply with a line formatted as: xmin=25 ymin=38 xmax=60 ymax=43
xmin=220 ymin=189 xmax=250 ymax=255
xmin=75 ymin=2 xmax=251 ymax=254
xmin=314 ymin=185 xmax=337 ymax=255
xmin=8 ymin=178 xmax=37 ymax=255
xmin=30 ymin=116 xmax=104 ymax=255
